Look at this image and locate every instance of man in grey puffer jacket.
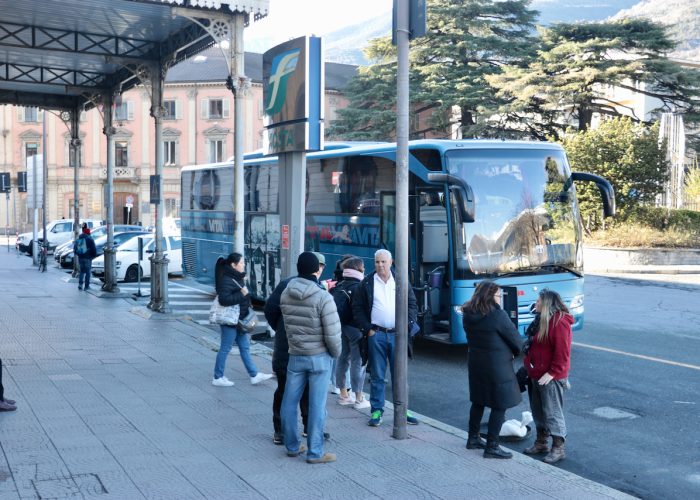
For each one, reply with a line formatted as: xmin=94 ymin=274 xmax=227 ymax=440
xmin=280 ymin=252 xmax=341 ymax=464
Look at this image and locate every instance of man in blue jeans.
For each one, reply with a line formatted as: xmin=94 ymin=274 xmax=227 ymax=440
xmin=74 ymin=224 xmax=97 ymax=290
xmin=280 ymin=252 xmax=341 ymax=464
xmin=352 ymin=249 xmax=418 ymax=427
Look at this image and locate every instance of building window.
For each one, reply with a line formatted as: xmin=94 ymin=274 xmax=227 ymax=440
xmin=164 ymin=140 xmax=177 ymax=166
xmin=208 ymin=139 xmax=224 ymax=163
xmin=209 ymin=99 xmax=223 ymax=119
xmin=165 ymin=198 xmax=180 ymax=218
xmin=115 ymin=101 xmax=133 ymax=122
xmin=115 ymin=141 xmax=129 ymax=167
xmin=163 ymin=100 xmax=177 ymax=120
xmin=26 ymin=142 xmax=39 ymax=159
xmin=24 ymin=107 xmax=39 ymax=122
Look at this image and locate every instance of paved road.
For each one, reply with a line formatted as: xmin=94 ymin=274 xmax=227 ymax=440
xmin=402 ymin=273 xmax=700 ymax=499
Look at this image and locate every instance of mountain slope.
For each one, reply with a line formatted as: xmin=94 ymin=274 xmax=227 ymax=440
xmin=613 ymin=0 xmax=700 ymax=60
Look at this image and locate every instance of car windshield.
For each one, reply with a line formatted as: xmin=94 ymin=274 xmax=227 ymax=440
xmin=118 ymin=235 xmax=153 ymax=251
xmin=446 ymin=148 xmax=582 ymax=279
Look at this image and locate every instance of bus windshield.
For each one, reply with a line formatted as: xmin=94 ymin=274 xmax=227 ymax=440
xmin=446 ymin=148 xmax=582 ymax=280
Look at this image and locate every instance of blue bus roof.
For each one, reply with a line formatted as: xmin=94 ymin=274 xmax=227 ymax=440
xmin=181 ymin=139 xmax=565 ymax=172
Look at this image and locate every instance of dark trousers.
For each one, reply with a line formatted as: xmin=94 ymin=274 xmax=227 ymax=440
xmin=469 ymin=403 xmax=506 ymax=438
xmin=0 ymin=358 xmax=4 ymax=401
xmin=273 ymin=369 xmax=309 ymax=434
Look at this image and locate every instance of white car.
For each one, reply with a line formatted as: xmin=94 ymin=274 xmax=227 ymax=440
xmin=17 ymin=219 xmax=103 ymax=255
xmin=91 ymin=234 xmax=182 ymax=282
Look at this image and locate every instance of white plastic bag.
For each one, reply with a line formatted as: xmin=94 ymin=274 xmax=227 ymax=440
xmin=499 ymin=411 xmax=533 ymax=438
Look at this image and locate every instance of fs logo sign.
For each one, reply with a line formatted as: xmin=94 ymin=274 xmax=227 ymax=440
xmin=264 ymin=48 xmax=300 ymax=116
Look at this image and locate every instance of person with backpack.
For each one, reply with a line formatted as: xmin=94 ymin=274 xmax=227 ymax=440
xmin=74 ymin=224 xmax=97 ymax=290
xmin=333 ymin=257 xmax=370 ymax=410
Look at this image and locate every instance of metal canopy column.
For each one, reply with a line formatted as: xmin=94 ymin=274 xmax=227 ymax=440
xmin=69 ymin=109 xmax=81 ymax=277
xmin=102 ymin=93 xmax=119 ymax=293
xmin=231 ymin=13 xmax=247 ymax=255
xmin=278 ymin=153 xmax=306 ymax=278
xmin=148 ymin=63 xmax=170 ymax=313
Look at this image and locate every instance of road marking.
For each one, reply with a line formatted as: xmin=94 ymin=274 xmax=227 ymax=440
xmin=574 ymin=342 xmax=700 ymax=372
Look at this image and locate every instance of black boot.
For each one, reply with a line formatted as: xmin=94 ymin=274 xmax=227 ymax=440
xmin=483 ymin=436 xmax=512 ymax=459
xmin=466 ymin=433 xmax=487 ymax=450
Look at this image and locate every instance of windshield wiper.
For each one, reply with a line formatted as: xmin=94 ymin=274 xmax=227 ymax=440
xmin=492 ymin=264 xmax=582 ymax=280
xmin=538 ymin=264 xmax=583 ymax=278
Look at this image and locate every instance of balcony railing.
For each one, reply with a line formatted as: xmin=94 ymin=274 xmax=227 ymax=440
xmin=99 ymin=166 xmax=137 ymax=180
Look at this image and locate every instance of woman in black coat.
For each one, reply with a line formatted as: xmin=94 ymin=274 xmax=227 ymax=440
xmin=462 ymin=280 xmax=523 ymax=459
xmin=212 ymin=253 xmax=272 ymax=387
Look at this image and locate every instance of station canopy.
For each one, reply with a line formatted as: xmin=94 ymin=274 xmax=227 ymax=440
xmin=0 ymin=0 xmax=269 ymax=111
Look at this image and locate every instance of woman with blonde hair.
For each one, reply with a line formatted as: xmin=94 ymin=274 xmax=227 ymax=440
xmin=523 ymin=289 xmax=573 ymax=464
xmin=462 ymin=280 xmax=523 ymax=459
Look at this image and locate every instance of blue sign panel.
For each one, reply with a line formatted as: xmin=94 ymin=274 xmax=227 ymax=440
xmin=262 ymin=36 xmax=323 ymax=154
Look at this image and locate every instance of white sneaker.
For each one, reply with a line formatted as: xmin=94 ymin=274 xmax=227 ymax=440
xmin=337 ymin=394 xmax=355 ymax=406
xmin=212 ymin=376 xmax=234 ymax=387
xmin=250 ymin=372 xmax=273 ymax=385
xmin=354 ymin=398 xmax=370 ymax=410
xmin=330 ymin=386 xmax=341 ymax=395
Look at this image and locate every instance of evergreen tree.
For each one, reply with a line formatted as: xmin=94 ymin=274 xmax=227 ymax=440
xmin=329 ymin=0 xmax=539 ymax=141
xmin=489 ymin=19 xmax=700 ymax=142
xmin=561 ymin=117 xmax=668 ymax=229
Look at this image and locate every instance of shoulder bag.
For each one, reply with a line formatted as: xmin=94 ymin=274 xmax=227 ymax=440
xmin=209 ymin=296 xmax=240 ymax=326
xmin=231 ymin=278 xmax=258 ymax=332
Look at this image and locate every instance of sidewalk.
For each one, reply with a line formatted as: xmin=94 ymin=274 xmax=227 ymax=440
xmin=0 ymin=251 xmax=633 ymax=499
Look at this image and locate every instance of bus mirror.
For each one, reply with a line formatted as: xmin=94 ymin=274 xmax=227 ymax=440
xmin=427 ymin=173 xmax=476 ymax=223
xmin=571 ymin=172 xmax=616 ymax=217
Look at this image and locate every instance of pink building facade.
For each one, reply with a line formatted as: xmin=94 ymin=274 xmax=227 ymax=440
xmin=0 ymin=49 xmax=352 ymax=234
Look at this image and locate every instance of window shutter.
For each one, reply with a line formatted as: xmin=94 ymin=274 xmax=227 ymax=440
xmin=201 ymin=99 xmax=208 ymax=119
xmin=18 ymin=107 xmax=24 ymax=122
xmin=127 ymin=101 xmax=134 ymax=121
xmin=39 ymin=109 xmax=44 ymax=122
xmin=175 ymin=100 xmax=182 ymax=119
xmin=222 ymin=98 xmax=230 ymax=119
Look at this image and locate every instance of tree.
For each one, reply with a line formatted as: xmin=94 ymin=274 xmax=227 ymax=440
xmin=561 ymin=117 xmax=668 ymax=230
xmin=685 ymin=165 xmax=700 ymax=202
xmin=327 ymin=38 xmax=399 ymax=141
xmin=329 ymin=0 xmax=539 ymax=141
xmin=489 ymin=19 xmax=700 ymax=142
xmin=411 ymin=0 xmax=539 ymax=138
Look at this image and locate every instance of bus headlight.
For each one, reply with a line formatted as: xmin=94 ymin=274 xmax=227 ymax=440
xmin=453 ymin=306 xmax=463 ymax=316
xmin=569 ymin=294 xmax=584 ymax=314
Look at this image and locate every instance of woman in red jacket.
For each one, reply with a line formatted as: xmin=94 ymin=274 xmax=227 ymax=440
xmin=523 ymin=289 xmax=573 ymax=464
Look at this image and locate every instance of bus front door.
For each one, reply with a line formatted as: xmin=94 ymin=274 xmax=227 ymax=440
xmin=412 ymin=190 xmax=450 ymax=342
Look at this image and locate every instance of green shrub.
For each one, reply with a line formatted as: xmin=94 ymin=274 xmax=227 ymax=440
xmin=616 ymin=206 xmax=700 ymax=234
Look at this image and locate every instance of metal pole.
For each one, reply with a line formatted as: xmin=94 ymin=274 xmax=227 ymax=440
xmin=232 ymin=13 xmax=246 ymax=256
xmin=32 ymin=153 xmax=38 ymax=266
xmin=148 ymin=63 xmax=170 ymax=313
xmin=42 ymin=113 xmax=47 ymax=257
xmin=102 ymin=93 xmax=119 ymax=292
xmin=5 ymin=192 xmax=8 ymax=252
xmin=393 ymin=0 xmax=410 ymax=440
xmin=71 ymin=109 xmax=81 ymax=278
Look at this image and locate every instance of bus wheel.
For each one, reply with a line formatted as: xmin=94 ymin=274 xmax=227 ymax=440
xmin=125 ymin=264 xmax=141 ymax=283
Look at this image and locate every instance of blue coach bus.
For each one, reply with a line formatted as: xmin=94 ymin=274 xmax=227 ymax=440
xmin=181 ymin=139 xmax=614 ymax=344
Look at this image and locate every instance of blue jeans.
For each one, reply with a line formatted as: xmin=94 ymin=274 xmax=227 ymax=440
xmin=368 ymin=332 xmax=395 ymax=413
xmin=336 ymin=329 xmax=366 ymax=394
xmin=281 ymin=353 xmax=332 ymax=460
xmin=78 ymin=257 xmax=92 ymax=288
xmin=214 ymin=325 xmax=258 ymax=379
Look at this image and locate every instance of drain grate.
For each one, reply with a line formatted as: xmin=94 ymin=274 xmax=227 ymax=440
xmin=32 ymin=473 xmax=107 ymax=498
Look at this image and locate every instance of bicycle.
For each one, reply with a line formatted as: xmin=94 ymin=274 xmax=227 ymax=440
xmin=38 ymin=241 xmax=48 ymax=273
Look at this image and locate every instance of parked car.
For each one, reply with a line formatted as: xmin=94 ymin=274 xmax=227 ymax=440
xmin=17 ymin=219 xmax=103 ymax=255
xmin=57 ymin=226 xmax=149 ymax=268
xmin=91 ymin=234 xmax=182 ymax=282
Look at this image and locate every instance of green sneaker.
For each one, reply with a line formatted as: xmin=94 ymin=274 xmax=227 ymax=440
xmin=406 ymin=411 xmax=419 ymax=425
xmin=368 ymin=410 xmax=383 ymax=427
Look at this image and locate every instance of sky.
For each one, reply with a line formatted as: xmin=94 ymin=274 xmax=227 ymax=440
xmin=245 ymin=0 xmax=392 ymax=49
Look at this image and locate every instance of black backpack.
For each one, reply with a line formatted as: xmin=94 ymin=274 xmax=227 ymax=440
xmin=331 ymin=280 xmax=358 ymax=325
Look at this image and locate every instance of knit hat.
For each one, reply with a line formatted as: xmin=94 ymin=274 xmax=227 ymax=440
xmin=297 ymin=251 xmax=320 ymax=275
xmin=312 ymin=252 xmax=326 ymax=266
